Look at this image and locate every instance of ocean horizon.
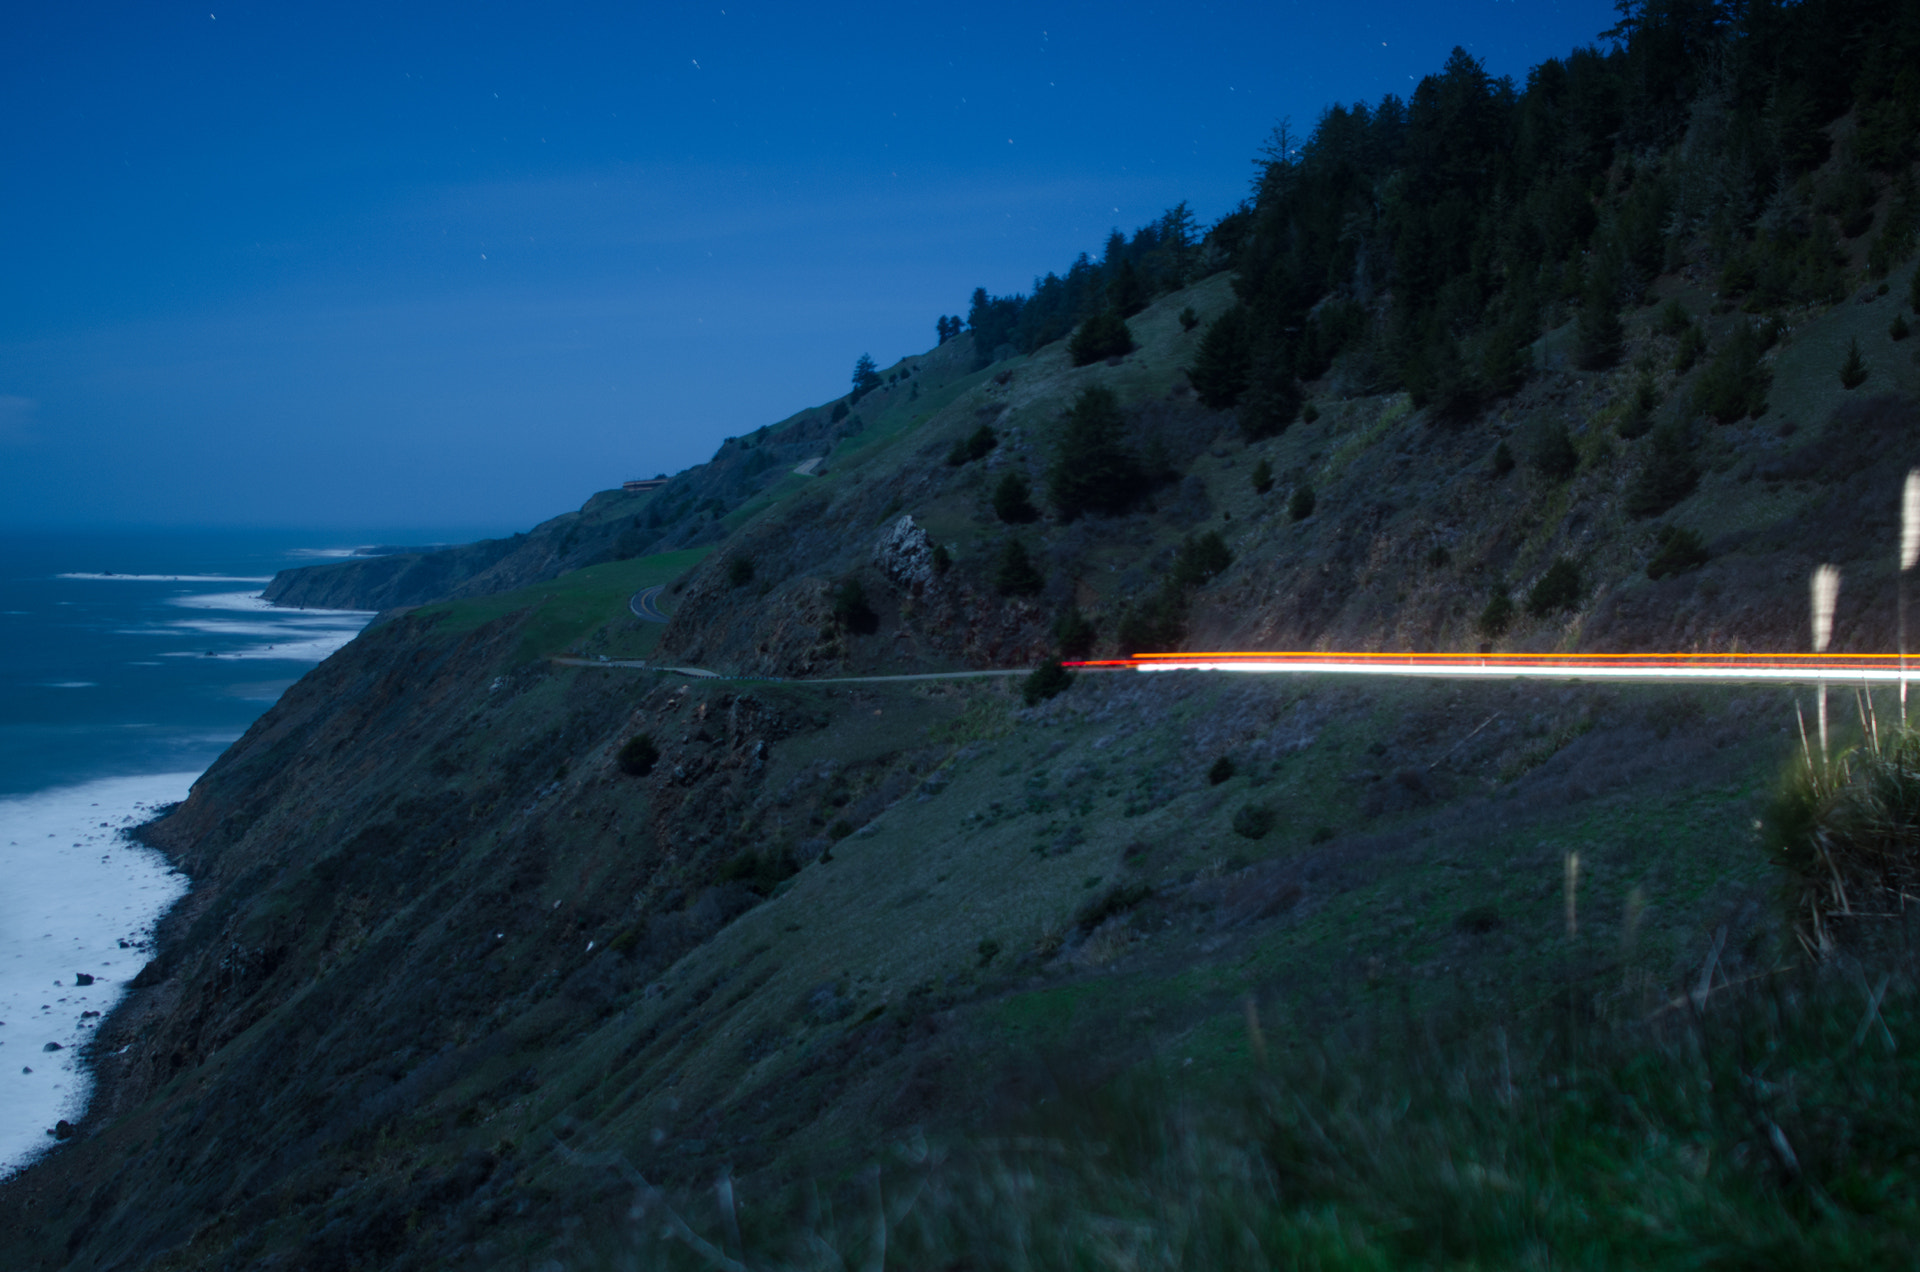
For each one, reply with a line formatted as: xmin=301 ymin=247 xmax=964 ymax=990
xmin=0 ymin=526 xmax=497 ymax=1179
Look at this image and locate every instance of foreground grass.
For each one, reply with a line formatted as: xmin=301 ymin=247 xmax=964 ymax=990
xmin=565 ymin=950 xmax=1920 ymax=1270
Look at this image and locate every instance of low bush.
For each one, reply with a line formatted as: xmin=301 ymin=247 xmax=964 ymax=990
xmin=1021 ymin=660 xmax=1073 ymax=706
xmin=726 ymin=556 xmax=754 ymax=588
xmin=1069 ymin=310 xmax=1135 ymax=366
xmin=1207 ymin=756 xmax=1237 ymax=786
xmin=1526 ymin=558 xmax=1582 ymax=616
xmin=830 ymin=578 xmax=878 ymax=634
xmin=1052 ymin=606 xmax=1096 ymax=660
xmin=1289 ymin=484 xmax=1316 ymax=521
xmin=1624 ymin=420 xmax=1700 ymax=518
xmin=1171 ymin=531 xmax=1232 ymax=587
xmin=1767 ymin=722 xmax=1920 ymax=948
xmin=992 ymin=472 xmax=1040 ymax=523
xmin=1250 ymin=457 xmax=1274 ymax=494
xmin=1529 ymin=423 xmax=1579 ymax=481
xmin=1646 ymin=525 xmax=1709 ymax=579
xmin=1692 ymin=320 xmax=1770 ymax=421
xmin=994 ymin=540 xmax=1045 ymax=597
xmin=946 ymin=424 xmax=998 ymax=466
xmin=616 ymin=734 xmax=660 ymax=777
xmin=1231 ymin=803 xmax=1277 ymax=840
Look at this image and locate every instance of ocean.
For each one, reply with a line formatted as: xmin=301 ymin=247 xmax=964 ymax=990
xmin=0 ymin=527 xmax=490 ymax=1179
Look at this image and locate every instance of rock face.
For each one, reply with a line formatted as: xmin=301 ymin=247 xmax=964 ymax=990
xmin=873 ymin=515 xmax=936 ymax=595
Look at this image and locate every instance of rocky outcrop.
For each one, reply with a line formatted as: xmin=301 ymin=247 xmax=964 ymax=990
xmin=873 ymin=514 xmax=937 ymax=594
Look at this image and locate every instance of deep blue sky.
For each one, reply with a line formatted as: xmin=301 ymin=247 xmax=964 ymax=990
xmin=1 ymin=1 xmax=1620 ymax=532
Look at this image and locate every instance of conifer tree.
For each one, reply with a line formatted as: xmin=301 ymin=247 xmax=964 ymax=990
xmin=1840 ymin=336 xmax=1869 ymax=389
xmin=1046 ymin=387 xmax=1147 ymax=521
xmin=850 ymin=353 xmax=883 ymax=401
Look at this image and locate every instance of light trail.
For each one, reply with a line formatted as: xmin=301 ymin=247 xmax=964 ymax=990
xmin=1066 ymin=651 xmax=1915 ymax=685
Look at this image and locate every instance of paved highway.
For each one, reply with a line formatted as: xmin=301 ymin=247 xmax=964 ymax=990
xmin=628 ymin=585 xmax=671 ymax=623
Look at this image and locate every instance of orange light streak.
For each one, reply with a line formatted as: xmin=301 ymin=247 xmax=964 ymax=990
xmin=1064 ymin=651 xmax=1914 ymax=684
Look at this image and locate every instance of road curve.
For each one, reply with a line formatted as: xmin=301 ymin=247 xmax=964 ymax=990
xmin=628 ymin=585 xmax=670 ymax=623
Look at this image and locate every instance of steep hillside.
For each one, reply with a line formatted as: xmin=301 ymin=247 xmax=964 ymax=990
xmin=0 ymin=580 xmax=1809 ymax=1269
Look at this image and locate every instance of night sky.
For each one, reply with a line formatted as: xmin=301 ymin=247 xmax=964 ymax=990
xmin=2 ymin=1 xmax=1621 ymax=531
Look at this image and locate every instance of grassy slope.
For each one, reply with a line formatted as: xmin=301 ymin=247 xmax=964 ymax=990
xmin=412 ymin=546 xmax=713 ymax=662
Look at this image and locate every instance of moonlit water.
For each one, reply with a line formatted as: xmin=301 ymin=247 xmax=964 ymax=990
xmin=0 ymin=528 xmax=492 ymax=1179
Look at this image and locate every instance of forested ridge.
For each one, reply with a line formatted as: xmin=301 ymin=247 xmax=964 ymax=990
xmin=964 ymin=0 xmax=1919 ymax=429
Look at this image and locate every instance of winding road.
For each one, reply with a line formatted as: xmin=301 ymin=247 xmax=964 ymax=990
xmin=628 ymin=586 xmax=670 ymax=623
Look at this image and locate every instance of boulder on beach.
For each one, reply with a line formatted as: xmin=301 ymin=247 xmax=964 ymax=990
xmin=42 ymin=1041 xmax=63 ymax=1052
xmin=74 ymin=973 xmax=94 ymax=986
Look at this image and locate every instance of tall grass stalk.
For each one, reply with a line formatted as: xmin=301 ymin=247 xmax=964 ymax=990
xmin=1813 ymin=565 xmax=1841 ymax=768
xmin=1901 ymin=471 xmax=1919 ymax=724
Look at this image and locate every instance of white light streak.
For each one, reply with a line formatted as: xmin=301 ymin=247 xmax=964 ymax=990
xmin=1133 ymin=660 xmax=1909 ymax=685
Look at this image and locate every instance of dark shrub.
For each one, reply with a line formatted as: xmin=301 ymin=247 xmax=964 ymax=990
xmin=1022 ymin=660 xmax=1073 ymax=706
xmin=994 ymin=539 xmax=1045 ymax=597
xmin=1232 ymin=803 xmax=1277 ymax=840
xmin=1647 ymin=525 xmax=1709 ymax=579
xmin=1172 ymin=531 xmax=1232 ymax=587
xmin=1208 ymin=756 xmax=1237 ymax=786
xmin=1116 ymin=583 xmax=1187 ymax=655
xmin=1672 ymin=322 xmax=1707 ymax=373
xmin=1251 ymin=457 xmax=1274 ymax=494
xmin=1527 ymin=558 xmax=1582 ymax=616
xmin=993 ymin=472 xmax=1040 ymax=523
xmin=830 ymin=401 xmax=850 ymax=423
xmin=726 ymin=556 xmax=755 ymax=588
xmin=1289 ymin=484 xmax=1316 ymax=521
xmin=1178 ymin=306 xmax=1199 ymax=332
xmin=1625 ymin=420 xmax=1700 ymax=517
xmin=1053 ymin=606 xmax=1096 ymax=659
xmin=1657 ymin=299 xmax=1692 ymax=337
xmin=1301 ymin=401 xmax=1320 ymax=423
xmin=830 ymin=578 xmax=878 ymax=634
xmin=1075 ymin=881 xmax=1153 ymax=930
xmin=617 ymin=734 xmax=660 ymax=777
xmin=1479 ymin=587 xmax=1514 ymax=639
xmin=1894 ymin=313 xmax=1912 ymax=342
xmin=1693 ymin=320 xmax=1770 ymax=421
xmin=1529 ymin=423 xmax=1579 ymax=481
xmin=931 ymin=543 xmax=952 ymax=574
xmin=947 ymin=424 xmax=999 ymax=466
xmin=1492 ymin=440 xmax=1515 ymax=476
xmin=1069 ymin=310 xmax=1135 ymax=366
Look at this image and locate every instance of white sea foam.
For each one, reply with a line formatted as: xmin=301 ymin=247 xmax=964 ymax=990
xmin=0 ymin=773 xmax=192 ymax=1180
xmin=56 ymin=574 xmax=272 ymax=584
xmin=132 ymin=592 xmax=376 ymax=663
xmin=285 ymin=547 xmax=373 ymax=559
